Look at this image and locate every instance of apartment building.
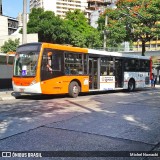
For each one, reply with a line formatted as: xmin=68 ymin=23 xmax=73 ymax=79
xmin=87 ymin=0 xmax=113 ymax=11
xmin=29 ymin=0 xmax=88 ymax=18
xmin=0 ymin=15 xmax=19 ymax=36
xmin=87 ymin=0 xmax=114 ymax=28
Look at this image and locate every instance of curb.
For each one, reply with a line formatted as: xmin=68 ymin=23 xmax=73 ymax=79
xmin=0 ymin=90 xmax=15 ymax=101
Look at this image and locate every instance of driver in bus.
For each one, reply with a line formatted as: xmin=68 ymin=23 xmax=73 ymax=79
xmin=15 ymin=53 xmax=22 ymax=75
xmin=46 ymin=52 xmax=53 ymax=73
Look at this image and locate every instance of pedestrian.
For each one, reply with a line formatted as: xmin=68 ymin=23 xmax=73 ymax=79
xmin=154 ymin=75 xmax=157 ymax=87
xmin=151 ymin=73 xmax=155 ymax=88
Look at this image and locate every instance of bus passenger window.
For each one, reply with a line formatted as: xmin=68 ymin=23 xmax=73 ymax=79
xmin=52 ymin=53 xmax=61 ymax=71
xmin=124 ymin=62 xmax=129 ymax=71
xmin=64 ymin=52 xmax=83 ymax=75
xmin=0 ymin=56 xmax=6 ymax=64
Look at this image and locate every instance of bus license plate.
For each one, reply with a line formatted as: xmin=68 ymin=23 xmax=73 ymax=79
xmin=19 ymin=88 xmax=24 ymax=92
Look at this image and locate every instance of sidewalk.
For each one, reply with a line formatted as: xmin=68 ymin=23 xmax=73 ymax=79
xmin=0 ymin=90 xmax=15 ymax=101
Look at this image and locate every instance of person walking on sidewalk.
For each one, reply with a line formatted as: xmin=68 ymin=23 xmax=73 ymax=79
xmin=151 ymin=73 xmax=155 ymax=88
xmin=154 ymin=75 xmax=157 ymax=87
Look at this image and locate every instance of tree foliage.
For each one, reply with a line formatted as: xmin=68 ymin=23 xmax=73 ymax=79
xmin=1 ymin=38 xmax=20 ymax=53
xmin=101 ymin=0 xmax=160 ymax=55
xmin=97 ymin=12 xmax=126 ymax=48
xmin=27 ymin=8 xmax=102 ymax=48
xmin=27 ymin=8 xmax=68 ymax=43
xmin=65 ymin=9 xmax=102 ymax=48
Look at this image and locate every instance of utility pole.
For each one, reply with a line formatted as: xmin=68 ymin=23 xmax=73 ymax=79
xmin=22 ymin=0 xmax=27 ymax=44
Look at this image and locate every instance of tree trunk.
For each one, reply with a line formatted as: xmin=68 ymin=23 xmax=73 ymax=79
xmin=142 ymin=41 xmax=146 ymax=56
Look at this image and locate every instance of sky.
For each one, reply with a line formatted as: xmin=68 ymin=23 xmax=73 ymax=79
xmin=2 ymin=0 xmax=29 ymax=18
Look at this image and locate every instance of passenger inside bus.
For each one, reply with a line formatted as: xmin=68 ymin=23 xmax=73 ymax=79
xmin=46 ymin=52 xmax=53 ymax=73
xmin=15 ymin=53 xmax=22 ymax=75
xmin=65 ymin=65 xmax=70 ymax=74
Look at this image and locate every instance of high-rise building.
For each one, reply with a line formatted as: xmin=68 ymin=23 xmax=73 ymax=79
xmin=0 ymin=0 xmax=2 ymax=15
xmin=87 ymin=0 xmax=114 ymax=28
xmin=29 ymin=0 xmax=88 ymax=18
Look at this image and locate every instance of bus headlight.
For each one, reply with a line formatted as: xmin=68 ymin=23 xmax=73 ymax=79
xmin=30 ymin=80 xmax=37 ymax=86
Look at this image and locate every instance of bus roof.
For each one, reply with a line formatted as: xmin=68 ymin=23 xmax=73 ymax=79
xmin=17 ymin=42 xmax=88 ymax=53
xmin=17 ymin=42 xmax=150 ymax=60
xmin=88 ymin=49 xmax=150 ymax=60
xmin=42 ymin=43 xmax=88 ymax=53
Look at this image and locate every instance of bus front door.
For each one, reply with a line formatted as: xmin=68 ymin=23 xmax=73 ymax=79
xmin=89 ymin=58 xmax=98 ymax=90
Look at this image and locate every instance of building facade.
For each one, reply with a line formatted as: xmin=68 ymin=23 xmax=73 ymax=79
xmin=0 ymin=15 xmax=38 ymax=52
xmin=29 ymin=0 xmax=88 ymax=18
xmin=0 ymin=15 xmax=19 ymax=36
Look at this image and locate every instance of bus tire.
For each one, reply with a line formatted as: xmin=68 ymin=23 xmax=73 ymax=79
xmin=69 ymin=81 xmax=80 ymax=98
xmin=128 ymin=79 xmax=135 ymax=92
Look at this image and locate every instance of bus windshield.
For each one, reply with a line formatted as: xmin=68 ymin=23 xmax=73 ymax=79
xmin=13 ymin=51 xmax=39 ymax=76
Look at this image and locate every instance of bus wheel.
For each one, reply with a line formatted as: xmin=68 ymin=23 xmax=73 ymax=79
xmin=128 ymin=79 xmax=135 ymax=92
xmin=69 ymin=81 xmax=80 ymax=98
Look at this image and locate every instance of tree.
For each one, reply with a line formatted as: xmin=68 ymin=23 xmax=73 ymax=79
xmin=1 ymin=38 xmax=20 ymax=53
xmin=27 ymin=8 xmax=102 ymax=48
xmin=100 ymin=0 xmax=160 ymax=56
xmin=27 ymin=8 xmax=68 ymax=43
xmin=65 ymin=9 xmax=102 ymax=48
xmin=97 ymin=12 xmax=127 ymax=49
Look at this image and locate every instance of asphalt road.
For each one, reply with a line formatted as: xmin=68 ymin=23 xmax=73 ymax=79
xmin=0 ymin=88 xmax=160 ymax=160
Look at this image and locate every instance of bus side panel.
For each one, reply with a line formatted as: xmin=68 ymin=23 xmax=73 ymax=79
xmin=40 ymin=76 xmax=89 ymax=94
xmin=0 ymin=65 xmax=13 ymax=89
xmin=123 ymin=72 xmax=150 ymax=89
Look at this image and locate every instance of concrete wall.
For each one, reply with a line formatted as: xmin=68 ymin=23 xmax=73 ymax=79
xmin=0 ymin=33 xmax=38 ymax=52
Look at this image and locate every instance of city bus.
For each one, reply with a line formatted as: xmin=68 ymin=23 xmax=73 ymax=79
xmin=12 ymin=42 xmax=151 ymax=97
xmin=0 ymin=52 xmax=15 ymax=89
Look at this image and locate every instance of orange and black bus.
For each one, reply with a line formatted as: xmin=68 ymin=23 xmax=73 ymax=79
xmin=12 ymin=42 xmax=151 ymax=97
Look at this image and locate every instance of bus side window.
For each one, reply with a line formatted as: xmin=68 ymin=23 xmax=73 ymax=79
xmin=0 ymin=55 xmax=7 ymax=65
xmin=52 ymin=53 xmax=61 ymax=71
xmin=64 ymin=52 xmax=83 ymax=75
xmin=41 ymin=50 xmax=50 ymax=71
xmin=135 ymin=60 xmax=140 ymax=71
xmin=124 ymin=62 xmax=129 ymax=71
xmin=8 ymin=56 xmax=14 ymax=65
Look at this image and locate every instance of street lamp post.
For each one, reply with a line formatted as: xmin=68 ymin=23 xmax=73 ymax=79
xmin=22 ymin=0 xmax=27 ymax=44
